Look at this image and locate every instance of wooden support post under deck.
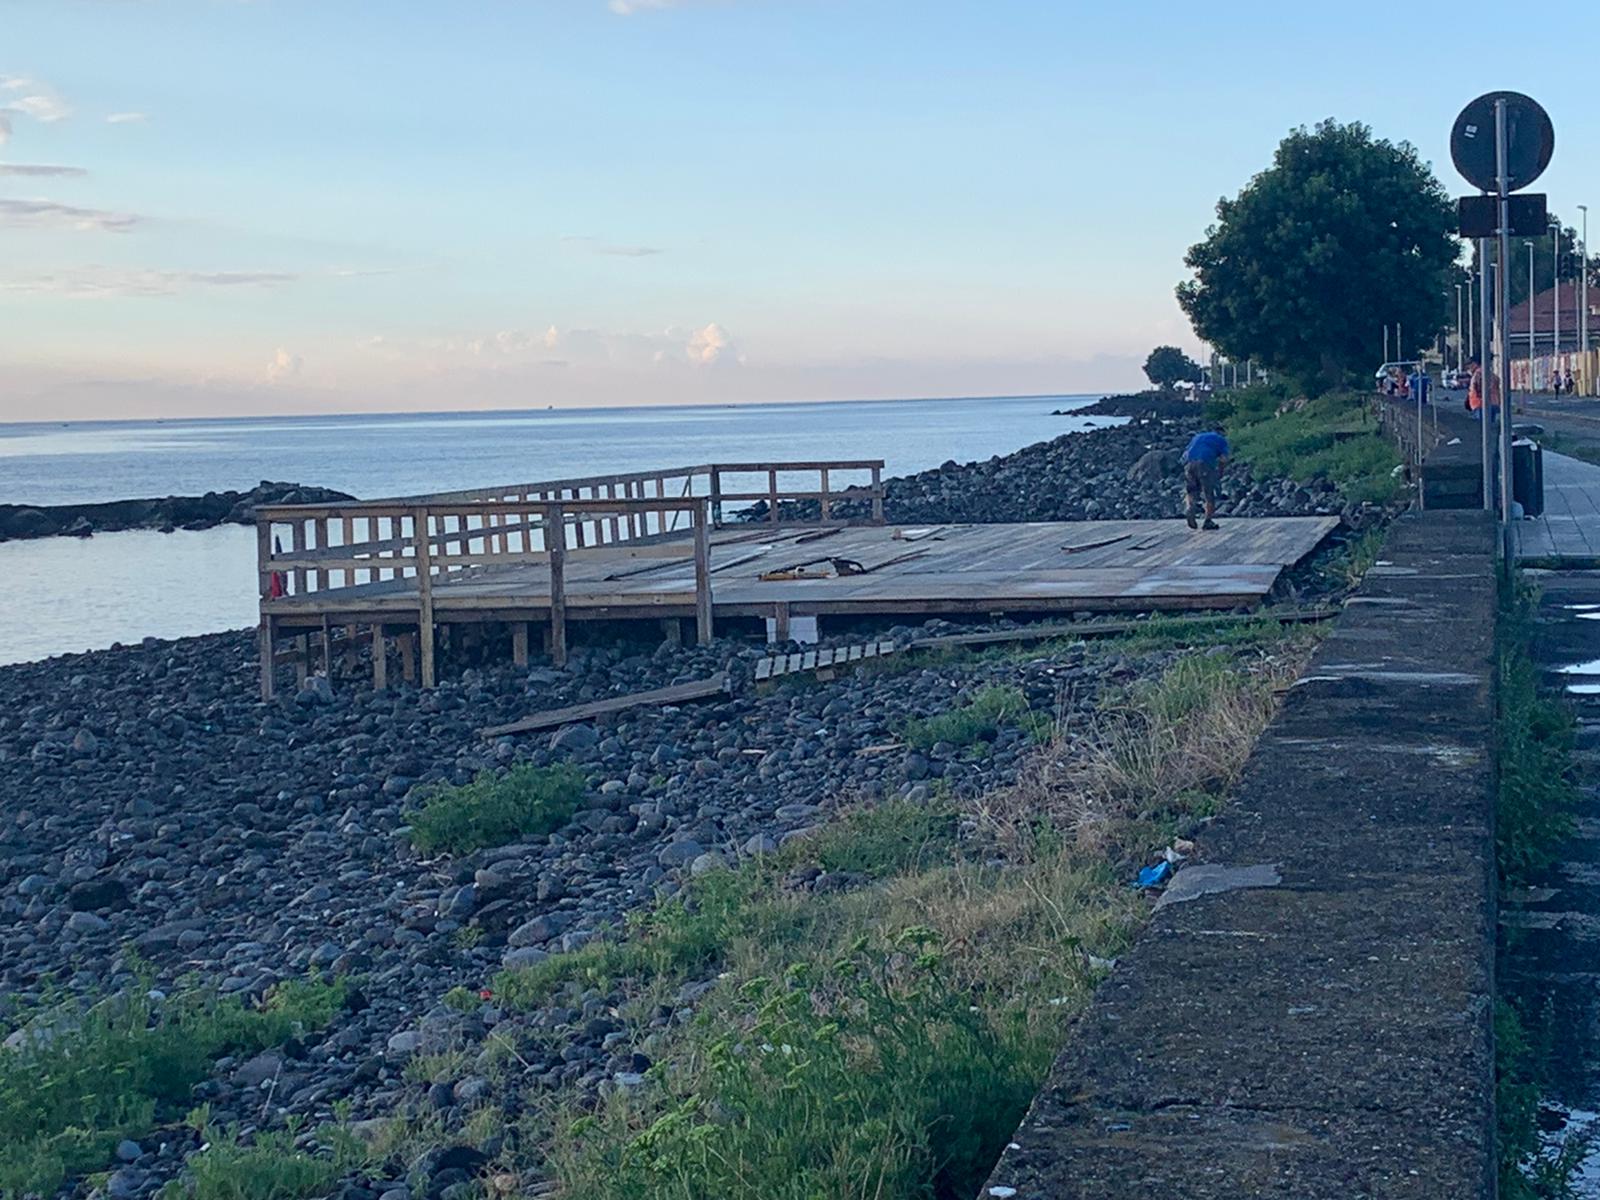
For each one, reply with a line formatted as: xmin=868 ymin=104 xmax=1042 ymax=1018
xmin=258 ymin=618 xmax=276 ymax=700
xmin=398 ymin=632 xmax=417 ymax=683
xmin=694 ymin=502 xmax=714 ymax=644
xmin=295 ymin=636 xmax=309 ymax=685
xmin=320 ymin=616 xmax=334 ymax=680
xmin=546 ymin=503 xmax=568 ymax=667
xmin=414 ymin=508 xmax=437 ymax=687
xmin=512 ymin=622 xmax=530 ymax=667
xmin=772 ymin=602 xmax=791 ymax=643
xmin=372 ymin=625 xmax=388 ymax=690
xmin=661 ymin=617 xmax=682 ymax=647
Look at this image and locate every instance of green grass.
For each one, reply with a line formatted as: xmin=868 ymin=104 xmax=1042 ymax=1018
xmin=157 ymin=1117 xmax=358 ymax=1200
xmin=1498 ymin=581 xmax=1578 ymax=883
xmin=1210 ymin=386 xmax=1401 ymax=506
xmin=0 ymin=977 xmax=348 ymax=1198
xmin=406 ymin=763 xmax=587 ymax=855
xmin=506 ymin=648 xmax=1301 ymax=1200
xmin=900 ymin=685 xmax=1049 ymax=752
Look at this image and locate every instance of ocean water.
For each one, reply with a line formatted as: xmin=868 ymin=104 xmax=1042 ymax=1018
xmin=0 ymin=394 xmax=1114 ymax=666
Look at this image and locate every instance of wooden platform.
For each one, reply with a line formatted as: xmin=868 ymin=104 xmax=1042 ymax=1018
xmin=265 ymin=516 xmax=1338 ymax=626
xmin=251 ymin=459 xmax=1338 ymax=695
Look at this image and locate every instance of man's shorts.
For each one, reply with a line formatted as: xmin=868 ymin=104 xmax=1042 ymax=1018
xmin=1184 ymin=459 xmax=1220 ymax=504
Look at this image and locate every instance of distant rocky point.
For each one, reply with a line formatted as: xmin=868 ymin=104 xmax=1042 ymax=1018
xmin=1065 ymin=391 xmax=1204 ymax=419
xmin=0 ymin=481 xmax=357 ymax=543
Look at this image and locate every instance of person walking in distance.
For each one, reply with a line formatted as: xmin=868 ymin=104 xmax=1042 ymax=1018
xmin=1182 ymin=429 xmax=1229 ymax=530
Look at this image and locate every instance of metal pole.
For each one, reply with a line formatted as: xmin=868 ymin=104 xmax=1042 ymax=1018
xmin=1581 ymin=204 xmax=1590 ymax=361
xmin=1455 ymin=285 xmax=1462 ymax=372
xmin=1384 ymin=325 xmax=1390 ymax=365
xmin=1469 ymin=258 xmax=1477 ymax=359
xmin=1496 ymin=98 xmax=1515 ymax=556
xmin=1529 ymin=241 xmax=1538 ymax=381
xmin=1481 ymin=243 xmax=1492 ymax=510
xmin=1554 ymin=221 xmax=1561 ymax=368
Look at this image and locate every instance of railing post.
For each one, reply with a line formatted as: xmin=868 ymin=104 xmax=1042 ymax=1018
xmin=768 ymin=469 xmax=780 ymax=523
xmin=709 ymin=465 xmax=724 ymax=528
xmin=819 ymin=467 xmax=831 ymax=523
xmin=871 ymin=464 xmax=885 ymax=524
xmin=413 ymin=507 xmax=436 ymax=688
xmin=290 ymin=519 xmax=307 ymax=597
xmin=694 ymin=499 xmax=714 ymax=644
xmin=258 ymin=617 xmax=276 ymax=700
xmin=545 ymin=503 xmax=568 ymax=667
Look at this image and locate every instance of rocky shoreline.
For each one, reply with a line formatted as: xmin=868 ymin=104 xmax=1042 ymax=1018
xmin=0 ymin=417 xmax=1377 ymax=1200
xmin=0 ymin=481 xmax=355 ymax=543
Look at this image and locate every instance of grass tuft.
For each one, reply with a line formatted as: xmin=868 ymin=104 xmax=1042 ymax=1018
xmin=407 ymin=763 xmax=587 ymax=855
xmin=0 ymin=977 xmax=347 ymax=1197
xmin=901 ymin=685 xmax=1048 ymax=752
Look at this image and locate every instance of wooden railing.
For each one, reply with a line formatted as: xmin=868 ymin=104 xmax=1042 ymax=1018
xmin=252 ymin=459 xmax=884 ymax=696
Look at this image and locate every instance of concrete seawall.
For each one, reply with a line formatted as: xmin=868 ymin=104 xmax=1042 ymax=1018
xmin=980 ymin=509 xmax=1498 ymax=1198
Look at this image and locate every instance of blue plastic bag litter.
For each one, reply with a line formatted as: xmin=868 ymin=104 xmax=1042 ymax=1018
xmin=1134 ymin=861 xmax=1173 ymax=890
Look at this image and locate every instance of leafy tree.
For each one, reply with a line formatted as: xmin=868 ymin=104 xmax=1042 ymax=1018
xmin=1142 ymin=345 xmax=1203 ymax=391
xmin=1177 ymin=119 xmax=1458 ymax=391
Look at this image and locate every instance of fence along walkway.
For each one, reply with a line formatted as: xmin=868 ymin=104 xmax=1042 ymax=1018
xmin=254 ymin=461 xmax=886 ymax=697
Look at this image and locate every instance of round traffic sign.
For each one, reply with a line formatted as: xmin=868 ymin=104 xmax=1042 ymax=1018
xmin=1451 ymin=91 xmax=1554 ymax=193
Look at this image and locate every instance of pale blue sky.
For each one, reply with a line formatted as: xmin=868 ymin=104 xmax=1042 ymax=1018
xmin=3 ymin=0 xmax=1596 ymax=419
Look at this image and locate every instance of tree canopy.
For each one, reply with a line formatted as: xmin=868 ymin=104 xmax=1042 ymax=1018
xmin=1142 ymin=345 xmax=1202 ymax=390
xmin=1177 ymin=120 xmax=1458 ymax=390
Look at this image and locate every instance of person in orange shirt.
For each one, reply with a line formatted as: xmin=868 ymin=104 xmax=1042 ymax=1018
xmin=1467 ymin=358 xmax=1500 ymax=419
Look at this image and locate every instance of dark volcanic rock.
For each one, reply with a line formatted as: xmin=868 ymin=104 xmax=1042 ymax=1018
xmin=0 ymin=480 xmax=357 ymax=543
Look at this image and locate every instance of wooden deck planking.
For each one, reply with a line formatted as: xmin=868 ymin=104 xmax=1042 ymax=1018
xmin=263 ymin=517 xmax=1338 ymax=624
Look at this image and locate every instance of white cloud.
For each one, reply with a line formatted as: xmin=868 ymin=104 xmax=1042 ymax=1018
xmin=106 ymin=112 xmax=148 ymax=125
xmin=0 ymin=267 xmax=298 ymax=298
xmin=687 ymin=321 xmax=733 ymax=365
xmin=0 ymin=76 xmax=72 ymax=125
xmin=561 ymin=234 xmax=663 ymax=257
xmin=0 ymin=163 xmax=87 ymax=177
xmin=0 ymin=197 xmax=139 ymax=233
xmin=265 ymin=347 xmax=302 ymax=382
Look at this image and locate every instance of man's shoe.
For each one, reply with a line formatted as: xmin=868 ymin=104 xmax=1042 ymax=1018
xmin=1201 ymin=519 xmax=1219 ymax=530
xmin=1185 ymin=512 xmax=1197 ymax=530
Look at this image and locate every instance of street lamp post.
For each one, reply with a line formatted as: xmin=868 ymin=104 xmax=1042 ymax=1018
xmin=1553 ymin=219 xmax=1562 ymax=370
xmin=1581 ymin=204 xmax=1590 ymax=366
xmin=1529 ymin=241 xmax=1537 ymax=383
xmin=1456 ymin=284 xmax=1464 ymax=371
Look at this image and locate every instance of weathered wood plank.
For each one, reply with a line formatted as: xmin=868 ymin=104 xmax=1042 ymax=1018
xmin=480 ymin=672 xmax=731 ymax=737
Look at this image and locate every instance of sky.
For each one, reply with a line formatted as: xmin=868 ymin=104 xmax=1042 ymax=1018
xmin=2 ymin=0 xmax=1598 ymax=422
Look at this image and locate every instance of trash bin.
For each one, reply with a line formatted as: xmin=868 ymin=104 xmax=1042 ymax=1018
xmin=1512 ymin=439 xmax=1545 ymax=518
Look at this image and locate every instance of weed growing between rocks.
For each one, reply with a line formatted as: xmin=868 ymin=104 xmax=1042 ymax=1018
xmin=0 ymin=975 xmax=348 ymax=1197
xmin=900 ymin=684 xmax=1049 ymax=752
xmin=155 ymin=1111 xmax=366 ymax=1200
xmin=1497 ymin=582 xmax=1578 ymax=883
xmin=507 ymin=643 xmax=1304 ymax=1200
xmin=1210 ymin=385 xmax=1402 ymax=507
xmin=407 ymin=764 xmax=587 ymax=856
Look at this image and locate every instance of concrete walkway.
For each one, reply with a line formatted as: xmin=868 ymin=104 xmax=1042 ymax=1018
xmin=980 ymin=511 xmax=1497 ymax=1198
xmin=1519 ymin=449 xmax=1600 ymax=561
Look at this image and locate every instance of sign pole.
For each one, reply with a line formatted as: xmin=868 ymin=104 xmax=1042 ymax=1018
xmin=1496 ymin=97 xmax=1515 ymax=560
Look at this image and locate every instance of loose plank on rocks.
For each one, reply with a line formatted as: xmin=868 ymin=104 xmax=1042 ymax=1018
xmin=478 ymin=672 xmax=732 ymax=738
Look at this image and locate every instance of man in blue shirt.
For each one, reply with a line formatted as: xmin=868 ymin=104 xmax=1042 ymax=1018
xmin=1181 ymin=430 xmax=1229 ymax=530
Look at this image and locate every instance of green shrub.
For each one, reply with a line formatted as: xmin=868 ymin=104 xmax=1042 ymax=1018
xmin=1219 ymin=390 xmax=1401 ymax=505
xmin=407 ymin=763 xmax=587 ymax=855
xmin=0 ymin=978 xmax=347 ymax=1198
xmin=901 ymin=686 xmax=1047 ymax=752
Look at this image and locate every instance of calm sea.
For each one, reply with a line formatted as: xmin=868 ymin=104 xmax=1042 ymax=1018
xmin=0 ymin=394 xmax=1114 ymax=665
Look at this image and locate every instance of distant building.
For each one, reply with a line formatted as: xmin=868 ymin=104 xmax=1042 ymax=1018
xmin=1507 ymin=281 xmax=1596 ymax=357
